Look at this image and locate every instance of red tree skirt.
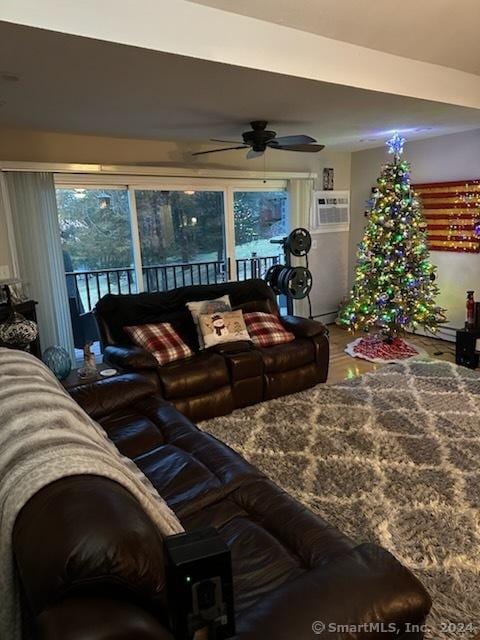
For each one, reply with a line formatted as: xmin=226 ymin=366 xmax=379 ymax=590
xmin=345 ymin=334 xmax=426 ymax=363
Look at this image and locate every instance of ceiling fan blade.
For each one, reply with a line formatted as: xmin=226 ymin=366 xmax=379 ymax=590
xmin=269 ymin=135 xmax=316 ymax=146
xmin=211 ymin=138 xmax=244 ymax=144
xmin=247 ymin=149 xmax=264 ymax=159
xmin=192 ymin=146 xmax=248 ymax=156
xmin=269 ymin=143 xmax=325 ymax=153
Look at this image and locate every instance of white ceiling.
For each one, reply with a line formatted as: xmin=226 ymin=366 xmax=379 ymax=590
xmin=190 ymin=0 xmax=480 ymax=76
xmin=0 ymin=22 xmax=479 ymax=152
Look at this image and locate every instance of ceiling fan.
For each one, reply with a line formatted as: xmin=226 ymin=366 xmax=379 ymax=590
xmin=192 ymin=120 xmax=324 ymax=158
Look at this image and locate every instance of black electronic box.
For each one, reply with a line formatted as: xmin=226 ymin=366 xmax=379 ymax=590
xmin=165 ymin=527 xmax=235 ymax=640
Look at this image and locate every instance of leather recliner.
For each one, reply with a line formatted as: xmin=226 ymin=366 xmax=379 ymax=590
xmin=95 ymin=279 xmax=329 ymax=421
xmin=13 ymin=373 xmax=432 ymax=639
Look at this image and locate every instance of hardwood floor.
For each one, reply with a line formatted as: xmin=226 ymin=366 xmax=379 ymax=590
xmin=327 ymin=324 xmax=456 ymax=385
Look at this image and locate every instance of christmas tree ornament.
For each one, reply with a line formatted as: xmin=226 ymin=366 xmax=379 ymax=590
xmin=339 ymin=135 xmax=446 ymax=342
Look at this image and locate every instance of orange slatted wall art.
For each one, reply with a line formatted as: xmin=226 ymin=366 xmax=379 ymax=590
xmin=412 ymin=179 xmax=480 ymax=253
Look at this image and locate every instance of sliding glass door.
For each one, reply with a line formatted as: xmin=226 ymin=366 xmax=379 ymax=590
xmin=57 ymin=186 xmax=137 ymax=307
xmin=233 ymin=190 xmax=288 ymax=279
xmin=56 ymin=186 xmax=137 ymax=359
xmin=135 ymin=189 xmax=227 ymax=291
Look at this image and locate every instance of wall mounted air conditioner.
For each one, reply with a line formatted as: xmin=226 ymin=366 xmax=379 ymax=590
xmin=311 ymin=190 xmax=350 ymax=233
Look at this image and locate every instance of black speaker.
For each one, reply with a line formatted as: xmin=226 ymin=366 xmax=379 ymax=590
xmin=475 ymin=302 xmax=480 ymax=329
xmin=455 ymin=329 xmax=480 ymax=369
xmin=165 ymin=527 xmax=235 ymax=640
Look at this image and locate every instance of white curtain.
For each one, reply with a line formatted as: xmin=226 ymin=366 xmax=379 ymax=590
xmin=4 ymin=172 xmax=75 ymax=358
xmin=287 ymin=178 xmax=314 ymax=318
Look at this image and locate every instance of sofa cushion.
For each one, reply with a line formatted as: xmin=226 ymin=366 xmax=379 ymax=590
xmin=157 ymin=352 xmax=230 ymax=399
xmin=244 ymin=312 xmax=295 ymax=348
xmin=124 ymin=322 xmax=193 ymax=366
xmin=134 ymin=445 xmax=223 ymax=510
xmin=181 ymin=478 xmax=354 ymax=615
xmin=134 ymin=397 xmax=262 ymax=496
xmin=171 ymin=387 xmax=235 ymax=423
xmin=223 ymin=348 xmax=264 ymax=382
xmin=233 ymin=298 xmax=277 ymax=315
xmin=96 ymin=396 xmax=260 ymax=513
xmin=100 ymin=411 xmax=165 ymax=459
xmin=130 ymin=407 xmax=264 ymax=513
xmin=260 ymin=338 xmax=315 ymax=373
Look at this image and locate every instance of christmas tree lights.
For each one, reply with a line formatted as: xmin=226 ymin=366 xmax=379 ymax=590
xmin=340 ymin=134 xmax=446 ymax=340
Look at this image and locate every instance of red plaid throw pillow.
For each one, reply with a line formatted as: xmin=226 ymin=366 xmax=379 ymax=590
xmin=243 ymin=312 xmax=295 ymax=348
xmin=124 ymin=323 xmax=193 ymax=366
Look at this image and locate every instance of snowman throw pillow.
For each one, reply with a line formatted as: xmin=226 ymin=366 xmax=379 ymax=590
xmin=198 ymin=310 xmax=251 ymax=348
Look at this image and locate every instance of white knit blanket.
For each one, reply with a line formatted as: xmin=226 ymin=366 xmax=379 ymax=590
xmin=0 ymin=348 xmax=184 ymax=640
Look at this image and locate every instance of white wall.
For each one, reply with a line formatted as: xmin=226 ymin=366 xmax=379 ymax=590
xmin=308 ymin=231 xmax=350 ymax=320
xmin=350 ymin=129 xmax=480 ymax=334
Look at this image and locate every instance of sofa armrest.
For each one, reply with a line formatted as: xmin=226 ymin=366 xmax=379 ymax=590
xmin=280 ymin=315 xmax=328 ymax=339
xmin=37 ymin=597 xmax=173 ymax=640
xmin=68 ymin=373 xmax=160 ymax=419
xmin=13 ymin=476 xmax=167 ymax=618
xmin=104 ymin=345 xmax=158 ymax=370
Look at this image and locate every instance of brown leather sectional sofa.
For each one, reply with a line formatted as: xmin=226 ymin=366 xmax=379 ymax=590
xmin=95 ymin=280 xmax=329 ymax=421
xmin=14 ymin=373 xmax=431 ymax=639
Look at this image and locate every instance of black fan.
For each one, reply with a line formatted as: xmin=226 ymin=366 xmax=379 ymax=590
xmin=192 ymin=121 xmax=324 ymax=158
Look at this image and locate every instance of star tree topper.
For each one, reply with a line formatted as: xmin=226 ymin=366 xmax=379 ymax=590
xmin=386 ymin=132 xmax=406 ymax=158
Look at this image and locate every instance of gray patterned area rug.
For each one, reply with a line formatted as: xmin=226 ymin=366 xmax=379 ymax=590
xmin=200 ymin=359 xmax=480 ymax=640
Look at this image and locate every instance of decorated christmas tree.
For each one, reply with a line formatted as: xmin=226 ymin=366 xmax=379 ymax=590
xmin=340 ymin=134 xmax=445 ymax=341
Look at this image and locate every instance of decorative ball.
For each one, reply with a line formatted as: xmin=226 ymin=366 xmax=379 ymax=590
xmin=43 ymin=346 xmax=72 ymax=380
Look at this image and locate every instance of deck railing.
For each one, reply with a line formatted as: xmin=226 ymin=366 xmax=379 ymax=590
xmin=66 ymin=255 xmax=280 ymax=312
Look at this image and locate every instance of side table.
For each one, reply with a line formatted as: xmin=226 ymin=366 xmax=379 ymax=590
xmin=62 ymin=363 xmax=122 ymax=391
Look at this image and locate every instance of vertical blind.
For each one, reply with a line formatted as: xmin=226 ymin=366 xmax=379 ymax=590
xmin=4 ymin=172 xmax=75 ymax=358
